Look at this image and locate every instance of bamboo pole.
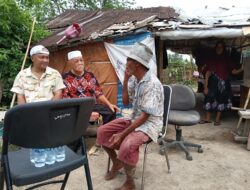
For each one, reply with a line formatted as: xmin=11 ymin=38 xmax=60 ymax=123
xmin=9 ymin=17 xmax=36 ymax=108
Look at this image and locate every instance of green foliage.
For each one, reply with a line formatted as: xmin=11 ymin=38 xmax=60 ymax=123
xmin=168 ymin=53 xmax=189 ymax=66
xmin=242 ymin=48 xmax=250 ymax=58
xmin=0 ymin=0 xmax=49 ymax=106
xmin=16 ymin=0 xmax=135 ymax=22
xmin=0 ymin=0 xmax=134 ymax=107
xmin=69 ymin=0 xmax=135 ymax=10
xmin=165 ymin=53 xmax=197 ymax=87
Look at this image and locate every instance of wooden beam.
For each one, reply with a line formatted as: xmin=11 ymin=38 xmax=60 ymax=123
xmin=155 ymin=36 xmax=164 ymax=82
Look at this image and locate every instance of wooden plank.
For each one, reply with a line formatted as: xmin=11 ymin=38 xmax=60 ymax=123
xmin=179 ymin=24 xmax=212 ymax=29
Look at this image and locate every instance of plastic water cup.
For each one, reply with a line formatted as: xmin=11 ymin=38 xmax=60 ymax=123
xmin=55 ymin=146 xmax=65 ymax=162
xmin=121 ymin=108 xmax=133 ymax=119
xmin=34 ymin=149 xmax=46 ymax=167
xmin=30 ymin=149 xmax=36 ymax=163
xmin=45 ymin=148 xmax=56 ymax=165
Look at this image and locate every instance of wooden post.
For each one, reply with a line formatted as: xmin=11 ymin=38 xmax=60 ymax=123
xmin=155 ymin=36 xmax=164 ymax=82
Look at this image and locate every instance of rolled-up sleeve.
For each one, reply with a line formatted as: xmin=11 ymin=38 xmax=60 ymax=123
xmin=11 ymin=73 xmax=24 ymax=95
xmin=139 ymin=83 xmax=164 ymax=117
xmin=53 ymin=71 xmax=65 ymax=92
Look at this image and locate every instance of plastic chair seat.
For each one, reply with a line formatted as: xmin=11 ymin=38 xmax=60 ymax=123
xmin=9 ymin=147 xmax=86 ymax=186
xmin=169 ymin=110 xmax=200 ymax=126
xmin=1 ymin=98 xmax=95 ymax=190
xmin=238 ymin=110 xmax=250 ymax=119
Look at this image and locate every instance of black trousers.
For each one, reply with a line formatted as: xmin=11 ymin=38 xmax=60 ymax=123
xmin=93 ymin=103 xmax=116 ymax=124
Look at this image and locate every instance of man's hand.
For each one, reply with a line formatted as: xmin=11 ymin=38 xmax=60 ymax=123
xmin=124 ymin=70 xmax=132 ymax=81
xmin=52 ymin=89 xmax=63 ymax=100
xmin=108 ymin=104 xmax=120 ymax=113
xmin=97 ymin=95 xmax=120 ymax=112
xmin=232 ymin=64 xmax=244 ymax=75
xmin=109 ymin=133 xmax=124 ymax=149
xmin=108 ymin=112 xmax=149 ymax=150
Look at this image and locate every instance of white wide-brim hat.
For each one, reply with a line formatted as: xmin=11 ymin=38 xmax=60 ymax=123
xmin=67 ymin=50 xmax=82 ymax=60
xmin=127 ymin=42 xmax=153 ymax=69
xmin=30 ymin=45 xmax=49 ymax=56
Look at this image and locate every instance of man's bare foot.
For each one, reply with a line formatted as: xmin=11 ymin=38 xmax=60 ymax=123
xmin=114 ymin=179 xmax=135 ymax=190
xmin=105 ymin=161 xmax=123 ymax=181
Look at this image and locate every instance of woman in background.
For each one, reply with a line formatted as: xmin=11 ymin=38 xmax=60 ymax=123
xmin=200 ymin=41 xmax=243 ymax=126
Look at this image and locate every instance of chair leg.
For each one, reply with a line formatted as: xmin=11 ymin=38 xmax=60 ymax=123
xmin=0 ymin=166 xmax=4 ymax=190
xmin=236 ymin=116 xmax=243 ymax=130
xmin=161 ymin=140 xmax=171 ymax=172
xmin=231 ymin=116 xmax=243 ymax=136
xmin=26 ymin=180 xmax=64 ymax=190
xmin=60 ymin=172 xmax=70 ymax=190
xmin=183 ymin=142 xmax=202 ymax=149
xmin=165 ymin=140 xmax=179 ymax=148
xmin=141 ymin=143 xmax=149 ymax=190
xmin=3 ymin=156 xmax=13 ymax=190
xmin=84 ymin=163 xmax=93 ymax=190
xmin=80 ymin=138 xmax=93 ymax=190
xmin=243 ymin=119 xmax=250 ymax=137
xmin=178 ymin=142 xmax=193 ymax=161
xmin=107 ymin=157 xmax=111 ymax=173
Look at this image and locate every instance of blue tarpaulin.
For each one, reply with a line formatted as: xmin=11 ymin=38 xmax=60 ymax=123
xmin=114 ymin=32 xmax=152 ymax=116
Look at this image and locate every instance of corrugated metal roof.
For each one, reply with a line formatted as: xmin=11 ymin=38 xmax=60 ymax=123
xmin=39 ymin=6 xmax=250 ymax=51
xmin=156 ymin=6 xmax=250 ymax=47
xmin=39 ymin=7 xmax=178 ymax=48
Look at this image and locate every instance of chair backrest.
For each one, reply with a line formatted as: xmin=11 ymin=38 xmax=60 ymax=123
xmin=3 ymin=98 xmax=95 ymax=149
xmin=161 ymin=85 xmax=172 ymax=137
xmin=170 ymin=84 xmax=196 ymax=111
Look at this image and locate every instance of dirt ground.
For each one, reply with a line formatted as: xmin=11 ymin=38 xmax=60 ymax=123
xmin=13 ymin=93 xmax=250 ymax=190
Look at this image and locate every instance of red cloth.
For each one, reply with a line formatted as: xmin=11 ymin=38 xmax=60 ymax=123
xmin=207 ymin=53 xmax=234 ymax=80
xmin=96 ymin=118 xmax=150 ymax=166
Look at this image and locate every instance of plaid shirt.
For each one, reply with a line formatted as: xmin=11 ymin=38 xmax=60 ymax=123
xmin=11 ymin=66 xmax=65 ymax=103
xmin=62 ymin=70 xmax=103 ymax=99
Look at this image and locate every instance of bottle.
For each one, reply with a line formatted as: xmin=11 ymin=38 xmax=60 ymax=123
xmin=55 ymin=146 xmax=65 ymax=162
xmin=30 ymin=149 xmax=36 ymax=163
xmin=45 ymin=148 xmax=56 ymax=165
xmin=34 ymin=149 xmax=46 ymax=167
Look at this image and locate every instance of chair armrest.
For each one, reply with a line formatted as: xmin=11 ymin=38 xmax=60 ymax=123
xmin=231 ymin=106 xmax=245 ymax=111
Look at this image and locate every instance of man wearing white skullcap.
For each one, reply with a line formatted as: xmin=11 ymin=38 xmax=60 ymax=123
xmin=62 ymin=50 xmax=119 ymax=124
xmin=97 ymin=42 xmax=164 ymax=190
xmin=11 ymin=45 xmax=65 ymax=104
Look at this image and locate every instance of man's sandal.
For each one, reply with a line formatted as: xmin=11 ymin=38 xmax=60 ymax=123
xmin=214 ymin=121 xmax=221 ymax=126
xmin=199 ymin=120 xmax=212 ymax=124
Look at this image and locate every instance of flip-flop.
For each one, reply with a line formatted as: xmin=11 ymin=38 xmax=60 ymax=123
xmin=214 ymin=121 xmax=221 ymax=126
xmin=199 ymin=120 xmax=212 ymax=124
